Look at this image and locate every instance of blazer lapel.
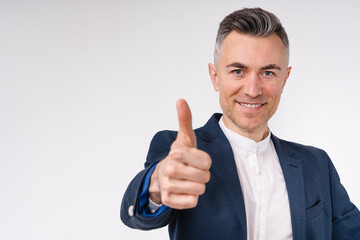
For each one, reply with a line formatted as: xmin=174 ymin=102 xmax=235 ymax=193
xmin=200 ymin=114 xmax=306 ymax=240
xmin=201 ymin=114 xmax=247 ymax=238
xmin=271 ymin=134 xmax=305 ymax=240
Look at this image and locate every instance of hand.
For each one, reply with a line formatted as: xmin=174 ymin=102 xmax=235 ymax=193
xmin=149 ymin=99 xmax=212 ymax=209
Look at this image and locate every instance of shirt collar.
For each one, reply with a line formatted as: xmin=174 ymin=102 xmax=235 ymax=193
xmin=219 ymin=116 xmax=271 ymax=153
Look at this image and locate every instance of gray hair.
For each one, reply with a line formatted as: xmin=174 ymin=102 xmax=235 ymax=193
xmin=214 ymin=8 xmax=289 ymax=65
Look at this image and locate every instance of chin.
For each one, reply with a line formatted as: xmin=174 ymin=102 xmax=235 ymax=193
xmin=222 ymin=106 xmax=270 ymax=133
xmin=235 ymin=118 xmax=268 ymax=132
xmin=239 ymin=124 xmax=265 ymax=132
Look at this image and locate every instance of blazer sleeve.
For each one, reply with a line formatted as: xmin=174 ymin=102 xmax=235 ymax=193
xmin=326 ymin=152 xmax=360 ymax=239
xmin=120 ymin=131 xmax=177 ymax=230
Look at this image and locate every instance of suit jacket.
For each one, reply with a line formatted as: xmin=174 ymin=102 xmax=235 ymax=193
xmin=121 ymin=113 xmax=360 ymax=239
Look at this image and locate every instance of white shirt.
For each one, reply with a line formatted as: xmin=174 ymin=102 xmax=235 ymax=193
xmin=219 ymin=118 xmax=292 ymax=240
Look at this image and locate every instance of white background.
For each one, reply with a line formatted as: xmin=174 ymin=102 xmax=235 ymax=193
xmin=1 ymin=0 xmax=359 ymax=239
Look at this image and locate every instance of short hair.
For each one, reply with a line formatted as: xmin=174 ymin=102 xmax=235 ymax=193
xmin=214 ymin=8 xmax=289 ymax=64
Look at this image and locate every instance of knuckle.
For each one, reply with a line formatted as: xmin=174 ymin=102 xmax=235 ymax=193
xmin=197 ymin=151 xmax=212 ymax=169
xmin=166 ymin=164 xmax=180 ymax=178
xmin=189 ymin=147 xmax=197 ymax=155
xmin=163 ymin=194 xmax=182 ymax=209
xmin=198 ymin=170 xmax=210 ymax=183
xmin=169 ymin=149 xmax=184 ymax=160
xmin=165 ymin=164 xmax=174 ymax=175
xmin=190 ymin=195 xmax=198 ymax=207
xmin=162 ymin=192 xmax=177 ymax=207
xmin=204 ymin=171 xmax=211 ymax=183
xmin=164 ymin=163 xmax=175 ymax=176
xmin=161 ymin=196 xmax=172 ymax=207
xmin=161 ymin=180 xmax=172 ymax=192
xmin=198 ymin=184 xmax=206 ymax=195
xmin=204 ymin=156 xmax=212 ymax=169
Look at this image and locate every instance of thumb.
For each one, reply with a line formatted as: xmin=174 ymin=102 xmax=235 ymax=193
xmin=176 ymin=99 xmax=197 ymax=148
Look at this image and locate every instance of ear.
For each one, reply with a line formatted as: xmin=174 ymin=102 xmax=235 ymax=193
xmin=281 ymin=66 xmax=292 ymax=92
xmin=208 ymin=63 xmax=219 ymax=92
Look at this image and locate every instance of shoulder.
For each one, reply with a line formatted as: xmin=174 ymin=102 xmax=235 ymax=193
xmin=277 ymin=137 xmax=327 ymax=156
xmin=272 ymin=135 xmax=331 ymax=168
xmin=147 ymin=130 xmax=177 ymax=155
xmin=151 ymin=130 xmax=177 ymax=143
xmin=151 ymin=124 xmax=207 ymax=142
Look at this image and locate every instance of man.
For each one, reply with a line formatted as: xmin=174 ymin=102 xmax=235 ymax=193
xmin=121 ymin=8 xmax=360 ymax=239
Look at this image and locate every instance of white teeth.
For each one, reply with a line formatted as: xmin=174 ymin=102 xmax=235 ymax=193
xmin=239 ymin=103 xmax=262 ymax=108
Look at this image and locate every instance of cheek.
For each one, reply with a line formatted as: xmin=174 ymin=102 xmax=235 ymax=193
xmin=263 ymin=83 xmax=283 ymax=99
xmin=219 ymin=79 xmax=240 ymax=97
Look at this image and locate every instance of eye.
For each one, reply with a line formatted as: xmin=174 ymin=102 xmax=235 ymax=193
xmin=231 ymin=69 xmax=245 ymax=79
xmin=262 ymin=71 xmax=275 ymax=78
xmin=233 ymin=69 xmax=243 ymax=75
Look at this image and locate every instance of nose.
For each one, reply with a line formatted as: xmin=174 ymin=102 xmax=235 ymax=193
xmin=243 ymin=73 xmax=262 ymax=98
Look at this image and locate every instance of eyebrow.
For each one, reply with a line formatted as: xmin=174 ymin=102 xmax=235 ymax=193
xmin=226 ymin=62 xmax=248 ymax=69
xmin=260 ymin=64 xmax=282 ymax=71
xmin=226 ymin=62 xmax=282 ymax=71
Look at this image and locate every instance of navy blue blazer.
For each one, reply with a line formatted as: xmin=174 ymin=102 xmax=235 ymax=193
xmin=121 ymin=113 xmax=360 ymax=239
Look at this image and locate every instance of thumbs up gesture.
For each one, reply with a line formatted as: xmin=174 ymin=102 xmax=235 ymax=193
xmin=149 ymin=99 xmax=212 ymax=209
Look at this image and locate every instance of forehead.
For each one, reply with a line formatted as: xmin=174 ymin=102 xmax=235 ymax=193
xmin=220 ymin=31 xmax=288 ymax=67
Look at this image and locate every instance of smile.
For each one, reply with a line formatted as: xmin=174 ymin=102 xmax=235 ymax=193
xmin=238 ymin=102 xmax=263 ymax=108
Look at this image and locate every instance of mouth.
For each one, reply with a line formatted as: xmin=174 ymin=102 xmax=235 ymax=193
xmin=237 ymin=101 xmax=266 ymax=111
xmin=238 ymin=103 xmax=263 ymax=108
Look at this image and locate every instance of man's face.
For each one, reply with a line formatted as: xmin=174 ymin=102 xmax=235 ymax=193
xmin=209 ymin=31 xmax=291 ymax=141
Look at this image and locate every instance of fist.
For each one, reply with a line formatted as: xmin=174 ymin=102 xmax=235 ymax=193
xmin=149 ymin=99 xmax=212 ymax=209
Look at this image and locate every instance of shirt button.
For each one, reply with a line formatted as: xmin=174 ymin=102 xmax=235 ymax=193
xmin=128 ymin=205 xmax=134 ymax=217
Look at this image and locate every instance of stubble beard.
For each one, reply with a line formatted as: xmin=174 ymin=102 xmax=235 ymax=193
xmin=224 ymin=103 xmax=273 ymax=133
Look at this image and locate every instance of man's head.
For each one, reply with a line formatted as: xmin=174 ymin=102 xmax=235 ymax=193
xmin=209 ymin=8 xmax=291 ymax=142
xmin=214 ymin=8 xmax=289 ymax=66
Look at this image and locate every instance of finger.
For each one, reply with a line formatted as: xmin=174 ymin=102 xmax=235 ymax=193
xmin=162 ymin=192 xmax=199 ymax=210
xmin=169 ymin=148 xmax=212 ymax=171
xmin=164 ymin=160 xmax=211 ymax=183
xmin=176 ymin=99 xmax=197 ymax=148
xmin=162 ymin=179 xmax=206 ymax=195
